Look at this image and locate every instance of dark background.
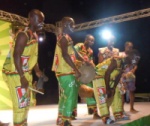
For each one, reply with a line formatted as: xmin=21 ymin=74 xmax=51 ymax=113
xmin=0 ymin=0 xmax=150 ymax=105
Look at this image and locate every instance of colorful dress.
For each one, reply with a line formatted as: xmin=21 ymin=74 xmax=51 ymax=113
xmin=99 ymin=47 xmax=119 ymax=61
xmin=52 ymin=34 xmax=79 ymax=123
xmin=2 ymin=29 xmax=38 ymax=126
xmin=119 ymin=52 xmax=136 ymax=92
xmin=74 ymin=43 xmax=98 ymax=115
xmin=93 ymin=58 xmax=123 ymax=123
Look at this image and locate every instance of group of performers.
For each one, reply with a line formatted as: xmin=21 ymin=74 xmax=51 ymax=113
xmin=52 ymin=17 xmax=140 ymax=126
xmin=0 ymin=9 xmax=140 ymax=126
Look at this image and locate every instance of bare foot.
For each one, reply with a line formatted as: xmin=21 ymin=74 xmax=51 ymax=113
xmin=93 ymin=113 xmax=101 ymax=119
xmin=0 ymin=122 xmax=9 ymax=126
xmin=130 ymin=109 xmax=139 ymax=114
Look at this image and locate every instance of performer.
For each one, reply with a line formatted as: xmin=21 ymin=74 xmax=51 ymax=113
xmin=92 ymin=49 xmax=140 ymax=124
xmin=119 ymin=42 xmax=139 ymax=113
xmin=2 ymin=9 xmax=45 ymax=126
xmin=98 ymin=36 xmax=119 ymax=63
xmin=74 ymin=34 xmax=100 ymax=119
xmin=52 ymin=17 xmax=81 ymax=126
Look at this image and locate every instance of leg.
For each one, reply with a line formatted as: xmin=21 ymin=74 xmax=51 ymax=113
xmin=57 ymin=74 xmax=79 ymax=126
xmin=111 ymin=87 xmax=129 ymax=121
xmin=126 ymin=81 xmax=138 ymax=113
xmin=129 ymin=91 xmax=138 ymax=113
xmin=117 ymin=82 xmax=126 ymax=113
xmin=121 ymin=94 xmax=125 ymax=112
xmin=86 ymin=82 xmax=100 ymax=119
xmin=4 ymin=73 xmax=32 ymax=126
xmin=71 ymin=81 xmax=80 ymax=120
xmin=126 ymin=90 xmax=130 ymax=103
xmin=56 ymin=84 xmax=65 ymax=125
xmin=93 ymin=78 xmax=114 ymax=124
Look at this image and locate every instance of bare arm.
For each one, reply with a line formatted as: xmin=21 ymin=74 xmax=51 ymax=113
xmin=72 ymin=45 xmax=84 ymax=61
xmin=130 ymin=65 xmax=137 ymax=74
xmin=113 ymin=70 xmax=123 ymax=89
xmin=60 ymin=36 xmax=81 ymax=78
xmin=104 ymin=58 xmax=117 ymax=90
xmin=14 ymin=32 xmax=28 ymax=77
xmin=98 ymin=51 xmax=104 ymax=63
xmin=33 ymin=63 xmax=43 ymax=78
xmin=13 ymin=32 xmax=28 ymax=89
xmin=34 ymin=63 xmax=48 ymax=81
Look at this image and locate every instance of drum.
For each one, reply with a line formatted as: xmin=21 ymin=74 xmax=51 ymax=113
xmin=78 ymin=84 xmax=94 ymax=98
xmin=78 ymin=64 xmax=96 ymax=84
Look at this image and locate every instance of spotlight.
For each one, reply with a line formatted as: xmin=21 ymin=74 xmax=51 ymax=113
xmin=101 ymin=29 xmax=113 ymax=40
xmin=38 ymin=37 xmax=44 ymax=42
xmin=37 ymin=31 xmax=46 ymax=42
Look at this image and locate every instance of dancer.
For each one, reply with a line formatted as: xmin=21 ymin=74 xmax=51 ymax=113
xmin=52 ymin=17 xmax=81 ymax=126
xmin=98 ymin=36 xmax=119 ymax=63
xmin=119 ymin=42 xmax=139 ymax=113
xmin=2 ymin=9 xmax=45 ymax=126
xmin=74 ymin=34 xmax=100 ymax=119
xmin=92 ymin=49 xmax=140 ymax=124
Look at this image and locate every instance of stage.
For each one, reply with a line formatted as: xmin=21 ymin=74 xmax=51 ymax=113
xmin=0 ymin=102 xmax=150 ymax=126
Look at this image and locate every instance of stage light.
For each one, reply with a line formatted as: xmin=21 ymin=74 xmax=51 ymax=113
xmin=101 ymin=29 xmax=113 ymax=40
xmin=37 ymin=31 xmax=46 ymax=42
xmin=38 ymin=37 xmax=44 ymax=42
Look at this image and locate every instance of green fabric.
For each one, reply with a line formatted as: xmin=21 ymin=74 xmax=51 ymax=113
xmin=57 ymin=74 xmax=79 ymax=117
xmin=86 ymin=82 xmax=97 ymax=106
xmin=121 ymin=115 xmax=150 ymax=126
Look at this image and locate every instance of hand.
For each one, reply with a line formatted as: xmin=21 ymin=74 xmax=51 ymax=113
xmin=84 ymin=60 xmax=92 ymax=66
xmin=35 ymin=71 xmax=43 ymax=78
xmin=106 ymin=89 xmax=112 ymax=98
xmin=75 ymin=69 xmax=81 ymax=79
xmin=20 ymin=76 xmax=29 ymax=90
xmin=111 ymin=88 xmax=115 ymax=97
xmin=106 ymin=88 xmax=115 ymax=98
xmin=36 ymin=71 xmax=49 ymax=82
xmin=42 ymin=74 xmax=49 ymax=82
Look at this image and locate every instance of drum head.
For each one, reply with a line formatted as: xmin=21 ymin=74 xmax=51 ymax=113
xmin=78 ymin=64 xmax=96 ymax=84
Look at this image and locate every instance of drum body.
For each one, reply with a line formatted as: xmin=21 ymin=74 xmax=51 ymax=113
xmin=78 ymin=84 xmax=94 ymax=98
xmin=78 ymin=64 xmax=96 ymax=84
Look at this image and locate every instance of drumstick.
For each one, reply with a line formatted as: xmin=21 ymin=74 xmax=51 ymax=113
xmin=29 ymin=87 xmax=44 ymax=95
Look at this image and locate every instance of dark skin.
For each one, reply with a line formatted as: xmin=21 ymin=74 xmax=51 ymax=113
xmin=123 ymin=44 xmax=139 ymax=113
xmin=84 ymin=35 xmax=95 ymax=66
xmin=84 ymin=35 xmax=95 ymax=48
xmin=60 ymin=37 xmax=81 ymax=78
xmin=98 ymin=39 xmax=114 ymax=63
xmin=125 ymin=42 xmax=137 ymax=74
xmin=60 ymin=17 xmax=81 ymax=78
xmin=104 ymin=58 xmax=123 ymax=98
xmin=14 ymin=10 xmax=45 ymax=90
xmin=74 ymin=35 xmax=95 ymax=66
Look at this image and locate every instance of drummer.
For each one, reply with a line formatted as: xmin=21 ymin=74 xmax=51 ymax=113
xmin=74 ymin=34 xmax=101 ymax=119
xmin=92 ymin=49 xmax=140 ymax=124
xmin=52 ymin=17 xmax=82 ymax=126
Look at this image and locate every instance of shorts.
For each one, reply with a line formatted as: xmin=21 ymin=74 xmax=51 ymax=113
xmin=126 ymin=81 xmax=136 ymax=91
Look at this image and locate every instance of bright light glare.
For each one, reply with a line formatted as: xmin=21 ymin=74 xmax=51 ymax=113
xmin=101 ymin=30 xmax=113 ymax=40
xmin=38 ymin=37 xmax=44 ymax=42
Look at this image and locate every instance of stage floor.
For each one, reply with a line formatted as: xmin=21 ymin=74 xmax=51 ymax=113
xmin=0 ymin=102 xmax=150 ymax=126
